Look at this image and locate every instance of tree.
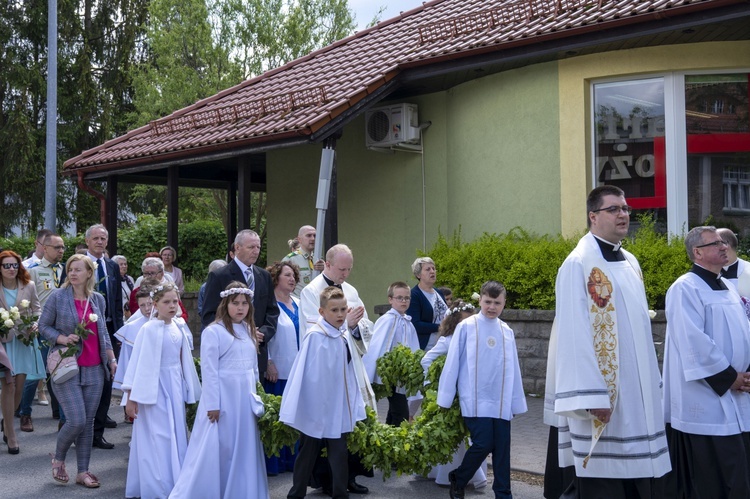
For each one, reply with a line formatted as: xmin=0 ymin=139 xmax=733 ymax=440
xmin=0 ymin=0 xmax=149 ymax=236
xmin=124 ymin=0 xmax=356 ymax=240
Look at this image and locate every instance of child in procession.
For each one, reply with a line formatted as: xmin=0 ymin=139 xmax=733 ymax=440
xmin=421 ymin=299 xmax=487 ymax=490
xmin=113 ymin=286 xmax=153 ymax=415
xmin=280 ymin=286 xmax=366 ymax=499
xmin=437 ymin=281 xmax=527 ymax=499
xmin=169 ymin=281 xmax=269 ymax=498
xmin=122 ymin=283 xmax=201 ymax=499
xmin=362 ymin=281 xmax=420 ymax=426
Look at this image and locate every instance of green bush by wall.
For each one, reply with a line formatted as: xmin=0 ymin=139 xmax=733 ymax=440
xmin=117 ymin=214 xmax=227 ymax=283
xmin=429 ymin=216 xmax=693 ymax=310
xmin=0 ymin=215 xmax=227 ymax=288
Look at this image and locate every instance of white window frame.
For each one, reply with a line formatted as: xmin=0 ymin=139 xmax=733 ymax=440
xmin=591 ymin=68 xmax=750 ymax=236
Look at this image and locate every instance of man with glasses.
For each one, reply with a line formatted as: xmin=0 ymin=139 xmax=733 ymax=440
xmin=19 ymin=234 xmax=67 ymax=431
xmin=22 ymin=228 xmax=53 ymax=268
xmin=544 ymin=185 xmax=670 ymax=498
xmin=662 ymin=226 xmax=750 ymax=497
xmin=717 ymin=228 xmax=750 ymax=313
xmin=128 ymin=257 xmax=188 ymax=319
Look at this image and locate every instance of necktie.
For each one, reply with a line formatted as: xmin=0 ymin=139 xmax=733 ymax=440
xmin=96 ymin=259 xmax=107 ymax=297
xmin=245 ymin=267 xmax=255 ymax=291
xmin=51 ymin=263 xmax=61 ymax=288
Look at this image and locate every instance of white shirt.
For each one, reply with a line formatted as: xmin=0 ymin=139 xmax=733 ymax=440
xmin=437 ymin=312 xmax=527 ymax=420
xmin=664 ymin=271 xmax=750 ymax=436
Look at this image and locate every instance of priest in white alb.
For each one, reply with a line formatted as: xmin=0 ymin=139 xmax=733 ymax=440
xmin=663 ymin=226 xmax=750 ymax=498
xmin=717 ymin=228 xmax=750 ymax=319
xmin=544 ymin=185 xmax=670 ymax=498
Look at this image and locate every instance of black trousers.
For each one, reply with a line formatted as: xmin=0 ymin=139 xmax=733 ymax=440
xmin=288 ymin=432 xmax=349 ymax=499
xmin=386 ymin=392 xmax=409 ymax=426
xmin=93 ymin=321 xmax=117 ymax=439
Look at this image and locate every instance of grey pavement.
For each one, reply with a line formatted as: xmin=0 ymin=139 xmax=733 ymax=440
xmin=1 ymin=395 xmax=547 ymax=498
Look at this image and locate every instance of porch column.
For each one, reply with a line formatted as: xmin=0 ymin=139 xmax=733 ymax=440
xmin=167 ymin=166 xmax=179 ymax=249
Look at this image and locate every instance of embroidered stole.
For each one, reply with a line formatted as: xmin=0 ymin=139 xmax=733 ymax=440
xmin=545 ymin=234 xmax=651 ymax=467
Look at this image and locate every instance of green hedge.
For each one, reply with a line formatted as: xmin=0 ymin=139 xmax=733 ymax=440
xmin=429 ymin=216 xmax=693 ymax=310
xmin=0 ymin=214 xmax=227 ymax=285
xmin=117 ymin=214 xmax=227 ymax=282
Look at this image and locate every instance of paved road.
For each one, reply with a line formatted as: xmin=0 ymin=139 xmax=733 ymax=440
xmin=0 ymin=395 xmax=546 ymax=498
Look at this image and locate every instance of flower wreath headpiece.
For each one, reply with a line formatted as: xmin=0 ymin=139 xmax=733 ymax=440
xmin=220 ymin=288 xmax=255 ymax=299
xmin=149 ymin=285 xmax=165 ymax=298
xmin=446 ymin=303 xmax=475 ymax=316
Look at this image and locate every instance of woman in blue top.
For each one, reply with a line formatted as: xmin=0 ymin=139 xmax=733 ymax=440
xmin=0 ymin=250 xmax=42 ymax=454
xmin=263 ymin=260 xmax=301 ymax=475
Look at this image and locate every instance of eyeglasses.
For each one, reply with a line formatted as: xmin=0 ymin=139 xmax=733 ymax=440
xmin=695 ymin=240 xmax=728 ymax=249
xmin=142 ymin=271 xmax=162 ymax=277
xmin=591 ymin=205 xmax=633 ymax=215
xmin=45 ymin=245 xmax=66 ymax=251
xmin=1 ymin=263 xmax=19 ymax=270
xmin=391 ymin=296 xmax=411 ymax=302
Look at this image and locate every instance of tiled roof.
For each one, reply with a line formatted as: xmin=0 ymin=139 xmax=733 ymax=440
xmin=64 ymin=0 xmax=739 ymax=172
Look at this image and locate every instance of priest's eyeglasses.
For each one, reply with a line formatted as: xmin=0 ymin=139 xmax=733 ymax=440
xmin=591 ymin=205 xmax=632 ymax=215
xmin=695 ymin=240 xmax=728 ymax=248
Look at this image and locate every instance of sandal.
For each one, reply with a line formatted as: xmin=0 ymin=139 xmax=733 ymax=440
xmin=76 ymin=471 xmax=100 ymax=488
xmin=51 ymin=457 xmax=69 ymax=484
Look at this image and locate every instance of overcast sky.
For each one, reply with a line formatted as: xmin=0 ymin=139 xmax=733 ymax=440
xmin=349 ymin=0 xmax=426 ymax=30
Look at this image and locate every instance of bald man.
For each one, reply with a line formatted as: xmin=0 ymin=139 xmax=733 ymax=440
xmin=282 ymin=225 xmax=325 ymax=297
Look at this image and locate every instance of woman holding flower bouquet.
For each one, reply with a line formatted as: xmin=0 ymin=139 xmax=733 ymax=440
xmin=39 ymin=254 xmax=117 ymax=488
xmin=0 ymin=250 xmax=42 ymax=455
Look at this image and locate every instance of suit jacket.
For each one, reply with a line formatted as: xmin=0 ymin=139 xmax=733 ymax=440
xmin=89 ymin=255 xmax=124 ymax=333
xmin=406 ymin=285 xmax=446 ymax=350
xmin=0 ymin=279 xmax=42 ymax=344
xmin=38 ymin=287 xmax=114 ymax=378
xmin=201 ymin=259 xmax=279 ymax=373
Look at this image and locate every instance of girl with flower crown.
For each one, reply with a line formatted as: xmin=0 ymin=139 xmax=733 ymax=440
xmin=122 ymin=282 xmax=201 ymax=499
xmin=420 ymin=299 xmax=488 ymax=490
xmin=170 ymin=281 xmax=269 ymax=498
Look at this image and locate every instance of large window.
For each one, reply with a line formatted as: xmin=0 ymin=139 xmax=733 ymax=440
xmin=685 ymin=74 xmax=750 ymax=231
xmin=593 ymin=79 xmax=666 ymax=229
xmin=592 ymin=72 xmax=750 ymax=235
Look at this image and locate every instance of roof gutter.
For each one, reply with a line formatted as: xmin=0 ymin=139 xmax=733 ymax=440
xmin=77 ymin=171 xmax=106 ymax=225
xmin=65 ymin=131 xmax=310 ymax=178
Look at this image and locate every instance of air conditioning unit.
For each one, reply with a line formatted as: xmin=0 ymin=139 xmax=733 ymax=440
xmin=365 ymin=103 xmax=420 ymax=148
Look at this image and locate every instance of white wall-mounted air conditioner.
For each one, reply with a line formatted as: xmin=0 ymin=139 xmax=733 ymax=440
xmin=365 ymin=103 xmax=420 ymax=148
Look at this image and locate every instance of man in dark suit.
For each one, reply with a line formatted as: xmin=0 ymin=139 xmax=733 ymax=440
xmin=85 ymin=224 xmax=124 ymax=449
xmin=201 ymin=229 xmax=279 ymax=377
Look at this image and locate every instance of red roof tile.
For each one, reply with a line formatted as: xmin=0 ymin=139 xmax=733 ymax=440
xmin=64 ymin=0 xmax=741 ymax=172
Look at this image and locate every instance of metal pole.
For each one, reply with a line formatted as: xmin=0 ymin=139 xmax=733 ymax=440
xmin=313 ymin=145 xmax=335 ymax=277
xmin=44 ymin=0 xmax=57 ymax=231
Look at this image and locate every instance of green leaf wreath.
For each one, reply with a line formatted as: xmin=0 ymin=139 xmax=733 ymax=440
xmin=187 ymin=345 xmax=467 ymax=476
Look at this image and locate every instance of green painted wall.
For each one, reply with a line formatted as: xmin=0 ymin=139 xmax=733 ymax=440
xmin=445 ymin=62 xmax=561 ymax=237
xmin=266 ymin=63 xmax=560 ymax=314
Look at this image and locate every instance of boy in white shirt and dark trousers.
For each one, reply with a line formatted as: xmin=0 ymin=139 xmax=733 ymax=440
xmin=437 ymin=281 xmax=527 ymax=499
xmin=280 ymin=286 xmax=366 ymax=499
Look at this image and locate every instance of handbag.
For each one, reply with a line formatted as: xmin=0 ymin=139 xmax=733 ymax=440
xmin=48 ymin=346 xmax=79 ymax=384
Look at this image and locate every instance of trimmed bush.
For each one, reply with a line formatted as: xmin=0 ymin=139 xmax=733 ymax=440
xmin=117 ymin=214 xmax=227 ymax=281
xmin=428 ymin=216 xmax=694 ymax=310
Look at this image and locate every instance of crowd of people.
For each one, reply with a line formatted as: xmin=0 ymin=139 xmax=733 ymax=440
xmin=2 ymin=186 xmax=749 ymax=499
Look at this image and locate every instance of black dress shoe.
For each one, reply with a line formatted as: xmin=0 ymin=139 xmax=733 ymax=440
xmin=105 ymin=417 xmax=118 ymax=429
xmin=7 ymin=445 xmax=19 ymax=455
xmin=448 ymin=470 xmax=464 ymax=499
xmin=92 ymin=436 xmax=114 ymax=449
xmin=347 ymin=480 xmax=369 ymax=494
